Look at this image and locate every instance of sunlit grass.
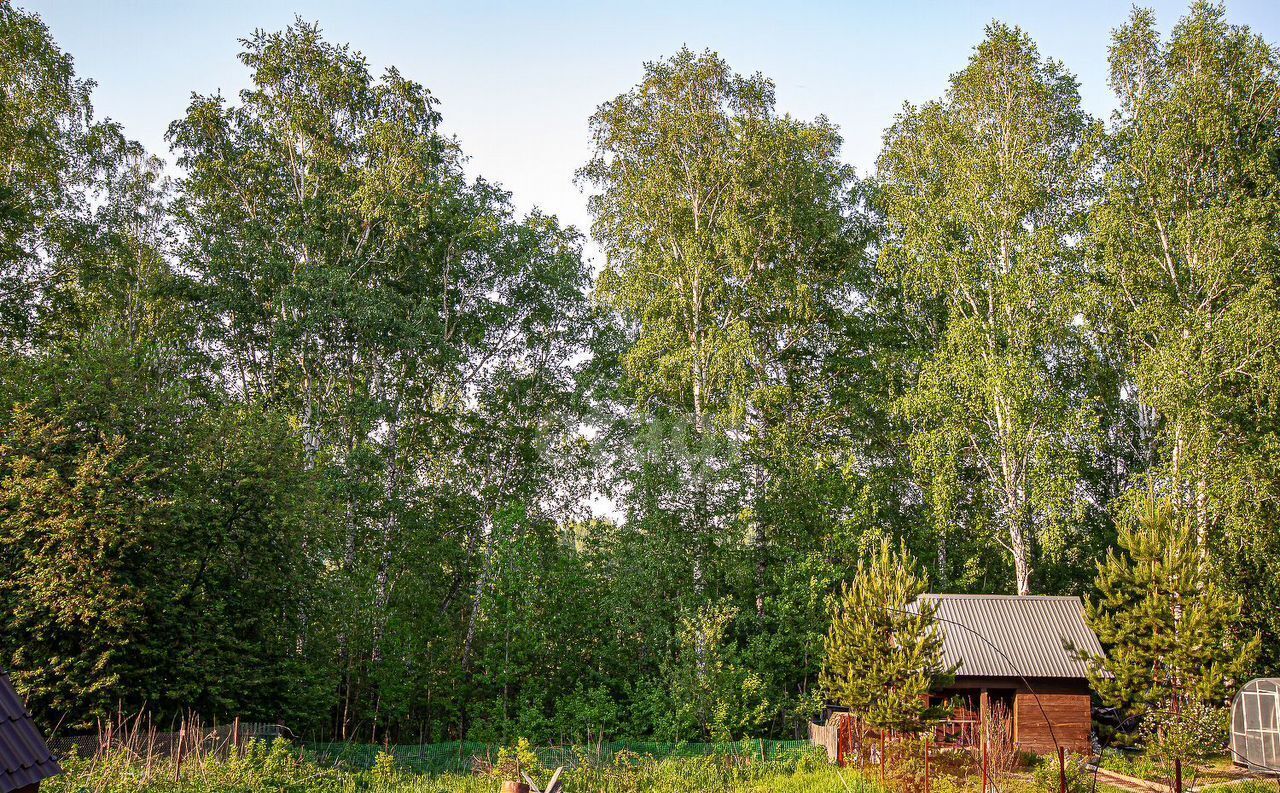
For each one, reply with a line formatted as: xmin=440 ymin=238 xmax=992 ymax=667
xmin=45 ymin=737 xmax=891 ymax=793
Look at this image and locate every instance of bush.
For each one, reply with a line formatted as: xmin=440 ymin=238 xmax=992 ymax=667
xmin=491 ymin=737 xmax=544 ymax=781
xmin=765 ymin=745 xmax=828 ymax=774
xmin=1139 ymin=699 xmax=1228 ymax=779
xmin=1097 ymin=747 xmax=1158 ymax=780
xmin=1030 ymin=752 xmax=1092 ymax=793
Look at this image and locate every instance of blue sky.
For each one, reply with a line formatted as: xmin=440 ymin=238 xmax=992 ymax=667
xmin=24 ymin=1 xmax=1280 ymax=238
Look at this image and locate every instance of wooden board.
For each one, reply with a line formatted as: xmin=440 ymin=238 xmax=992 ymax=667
xmin=1014 ymin=693 xmax=1091 ymax=754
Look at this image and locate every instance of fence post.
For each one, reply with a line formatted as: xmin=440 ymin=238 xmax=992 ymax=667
xmin=836 ymin=719 xmax=844 ymax=768
xmin=1058 ymin=746 xmax=1066 ymax=793
xmin=879 ymin=731 xmax=886 ymax=784
xmin=981 ymin=733 xmax=988 ymax=793
xmin=924 ymin=736 xmax=931 ymax=793
xmin=174 ymin=726 xmax=185 ymax=782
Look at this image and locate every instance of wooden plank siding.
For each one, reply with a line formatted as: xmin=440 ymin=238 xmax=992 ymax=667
xmin=1014 ymin=693 xmax=1092 ymax=754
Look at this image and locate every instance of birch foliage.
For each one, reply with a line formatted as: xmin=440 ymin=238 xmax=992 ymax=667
xmin=877 ymin=24 xmax=1104 ymax=595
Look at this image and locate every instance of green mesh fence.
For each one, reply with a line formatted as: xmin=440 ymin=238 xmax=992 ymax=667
xmin=304 ymin=739 xmax=815 ymax=775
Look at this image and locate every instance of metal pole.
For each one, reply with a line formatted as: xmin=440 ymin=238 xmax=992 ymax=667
xmin=1059 ymin=746 xmax=1067 ymax=793
xmin=1172 ymin=687 xmax=1183 ymax=793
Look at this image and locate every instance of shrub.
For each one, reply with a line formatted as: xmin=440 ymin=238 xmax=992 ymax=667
xmin=491 ymin=737 xmax=544 ymax=781
xmin=1030 ymin=752 xmax=1092 ymax=793
xmin=1139 ymin=699 xmax=1228 ymax=772
xmin=372 ymin=750 xmax=400 ymax=785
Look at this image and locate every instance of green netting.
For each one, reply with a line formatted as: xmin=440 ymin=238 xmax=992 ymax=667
xmin=304 ymin=739 xmax=815 ymax=775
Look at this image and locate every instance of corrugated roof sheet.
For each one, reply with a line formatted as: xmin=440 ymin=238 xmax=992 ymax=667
xmin=916 ymin=594 xmax=1103 ymax=680
xmin=0 ymin=672 xmax=61 ymax=793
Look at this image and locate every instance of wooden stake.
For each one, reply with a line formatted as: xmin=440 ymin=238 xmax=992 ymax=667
xmin=924 ymin=736 xmax=931 ymax=793
xmin=174 ymin=727 xmax=185 ymax=782
xmin=879 ymin=730 xmax=886 ymax=784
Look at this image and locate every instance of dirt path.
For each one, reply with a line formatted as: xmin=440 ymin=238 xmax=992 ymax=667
xmin=1087 ymin=765 xmax=1272 ymax=793
xmin=1088 ymin=765 xmax=1164 ymax=792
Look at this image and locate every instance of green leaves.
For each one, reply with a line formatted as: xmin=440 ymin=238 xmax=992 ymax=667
xmin=820 ymin=541 xmax=952 ymax=733
xmin=0 ymin=342 xmax=330 ymax=729
xmin=0 ymin=4 xmax=153 ymax=349
xmin=4 ymin=0 xmax=1280 ymax=746
xmin=582 ymin=47 xmax=863 ymax=430
xmin=877 ymin=23 xmax=1105 ymax=596
xmin=1096 ymin=1 xmax=1280 ymax=673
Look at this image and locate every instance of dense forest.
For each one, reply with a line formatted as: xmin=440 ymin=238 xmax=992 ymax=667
xmin=1 ymin=0 xmax=1278 ymax=746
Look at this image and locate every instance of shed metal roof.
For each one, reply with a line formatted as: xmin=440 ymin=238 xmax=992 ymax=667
xmin=916 ymin=594 xmax=1103 ymax=680
xmin=0 ymin=672 xmax=61 ymax=793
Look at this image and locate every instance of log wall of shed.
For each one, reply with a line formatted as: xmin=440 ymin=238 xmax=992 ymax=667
xmin=1014 ymin=693 xmax=1092 ymax=754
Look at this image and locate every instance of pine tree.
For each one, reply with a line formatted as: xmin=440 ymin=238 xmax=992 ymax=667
xmin=821 ymin=540 xmax=954 ymax=733
xmin=1083 ymin=500 xmax=1260 ymax=724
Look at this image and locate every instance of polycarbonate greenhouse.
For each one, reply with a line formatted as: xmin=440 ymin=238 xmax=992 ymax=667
xmin=1232 ymin=678 xmax=1280 ymax=775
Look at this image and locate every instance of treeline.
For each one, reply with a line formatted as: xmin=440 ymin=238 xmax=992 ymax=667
xmin=1 ymin=1 xmax=1278 ymax=745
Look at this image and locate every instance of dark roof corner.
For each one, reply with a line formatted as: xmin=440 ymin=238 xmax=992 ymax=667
xmin=0 ymin=672 xmax=61 ymax=793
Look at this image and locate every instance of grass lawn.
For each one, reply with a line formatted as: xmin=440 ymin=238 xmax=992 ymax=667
xmin=46 ymin=737 xmax=889 ymax=793
xmin=1097 ymin=748 xmax=1269 ymax=790
xmin=62 ymin=736 xmax=1277 ymax=793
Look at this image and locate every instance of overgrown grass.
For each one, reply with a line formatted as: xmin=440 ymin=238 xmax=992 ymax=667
xmin=52 ymin=736 xmax=1185 ymax=793
xmin=1097 ymin=747 xmax=1249 ymax=788
xmin=46 ymin=737 xmax=884 ymax=793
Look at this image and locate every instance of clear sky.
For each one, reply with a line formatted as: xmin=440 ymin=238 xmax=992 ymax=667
xmin=23 ymin=1 xmax=1280 ymax=241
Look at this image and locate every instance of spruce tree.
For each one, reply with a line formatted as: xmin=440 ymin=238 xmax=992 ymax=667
xmin=821 ymin=540 xmax=954 ymax=733
xmin=1083 ymin=500 xmax=1260 ymax=724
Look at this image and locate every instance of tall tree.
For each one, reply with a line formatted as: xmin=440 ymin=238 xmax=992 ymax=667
xmin=0 ymin=3 xmax=142 ymax=350
xmin=169 ymin=20 xmax=594 ymax=739
xmin=579 ymin=46 xmax=867 ymax=609
xmin=1095 ymin=2 xmax=1280 ymax=672
xmin=876 ymin=24 xmax=1104 ymax=596
xmin=0 ymin=2 xmax=335 ymax=732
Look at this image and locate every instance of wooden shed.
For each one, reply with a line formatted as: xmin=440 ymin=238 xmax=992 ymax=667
xmin=0 ymin=671 xmax=61 ymax=793
xmin=920 ymin=594 xmax=1101 ymax=755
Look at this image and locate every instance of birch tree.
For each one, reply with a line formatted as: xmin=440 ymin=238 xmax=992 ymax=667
xmin=877 ymin=24 xmax=1103 ymax=596
xmin=1096 ymin=2 xmax=1280 ymax=670
xmin=579 ymin=48 xmax=865 ymax=608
